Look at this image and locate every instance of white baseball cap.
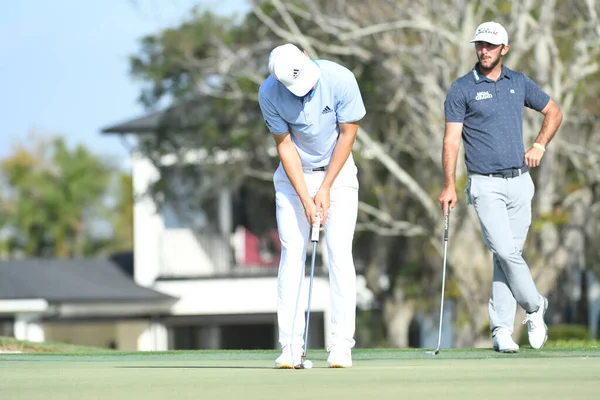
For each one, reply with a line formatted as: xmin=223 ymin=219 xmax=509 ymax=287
xmin=470 ymin=22 xmax=509 ymax=45
xmin=268 ymin=43 xmax=321 ymax=97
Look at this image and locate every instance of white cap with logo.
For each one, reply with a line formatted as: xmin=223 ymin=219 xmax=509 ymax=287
xmin=268 ymin=43 xmax=321 ymax=97
xmin=470 ymin=21 xmax=509 ymax=45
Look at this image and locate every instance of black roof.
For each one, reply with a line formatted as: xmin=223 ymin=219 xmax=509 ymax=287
xmin=101 ymin=110 xmax=166 ymax=134
xmin=101 ymin=101 xmax=207 ymax=135
xmin=108 ymin=251 xmax=134 ymax=278
xmin=0 ymin=257 xmax=176 ymax=303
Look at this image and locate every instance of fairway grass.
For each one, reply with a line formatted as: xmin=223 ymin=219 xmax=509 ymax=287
xmin=2 ymin=347 xmax=599 ymax=400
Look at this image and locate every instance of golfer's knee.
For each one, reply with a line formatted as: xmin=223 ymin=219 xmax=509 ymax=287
xmin=327 ymin=249 xmax=353 ymax=266
xmin=279 ymin=248 xmax=305 ymax=266
xmin=494 ymin=246 xmax=520 ymax=262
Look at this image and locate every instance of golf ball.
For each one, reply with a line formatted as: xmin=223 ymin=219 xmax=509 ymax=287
xmin=303 ymin=360 xmax=313 ymax=369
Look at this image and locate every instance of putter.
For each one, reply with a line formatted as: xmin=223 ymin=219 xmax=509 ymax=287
xmin=426 ymin=206 xmax=450 ymax=356
xmin=300 ymin=214 xmax=320 ymax=369
xmin=290 ymin=214 xmax=320 ymax=369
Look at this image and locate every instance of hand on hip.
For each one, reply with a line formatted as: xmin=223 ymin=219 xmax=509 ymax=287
xmin=525 ymin=147 xmax=544 ymax=168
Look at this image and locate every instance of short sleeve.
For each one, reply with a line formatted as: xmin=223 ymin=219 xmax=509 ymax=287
xmin=335 ymin=71 xmax=366 ymax=123
xmin=523 ymin=75 xmax=550 ymax=112
xmin=258 ymin=91 xmax=288 ymax=134
xmin=444 ymin=83 xmax=467 ymax=123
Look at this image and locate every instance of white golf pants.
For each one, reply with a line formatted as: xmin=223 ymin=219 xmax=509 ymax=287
xmin=274 ymin=155 xmax=359 ymax=350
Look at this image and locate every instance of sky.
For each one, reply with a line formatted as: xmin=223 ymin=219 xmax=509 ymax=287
xmin=0 ymin=0 xmax=250 ymax=169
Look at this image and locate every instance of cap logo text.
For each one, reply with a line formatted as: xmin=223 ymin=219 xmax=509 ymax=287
xmin=477 ymin=28 xmax=499 ymax=36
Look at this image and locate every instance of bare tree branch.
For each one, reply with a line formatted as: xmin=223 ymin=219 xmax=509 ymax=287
xmin=356 ymin=127 xmax=439 ymax=221
xmin=358 ymin=201 xmax=428 ymax=236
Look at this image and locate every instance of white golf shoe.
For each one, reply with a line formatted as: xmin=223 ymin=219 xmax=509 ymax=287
xmin=492 ymin=329 xmax=519 ymax=353
xmin=275 ymin=345 xmax=302 ymax=369
xmin=327 ymin=346 xmax=352 ymax=368
xmin=523 ymin=295 xmax=549 ymax=349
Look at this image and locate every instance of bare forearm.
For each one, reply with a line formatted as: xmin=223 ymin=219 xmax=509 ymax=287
xmin=277 ymin=142 xmax=312 ymax=205
xmin=535 ymin=109 xmax=563 ymax=147
xmin=442 ymin=141 xmax=460 ymax=188
xmin=320 ymin=125 xmax=357 ymax=190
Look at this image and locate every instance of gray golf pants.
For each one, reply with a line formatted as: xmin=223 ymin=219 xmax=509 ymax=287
xmin=467 ymin=171 xmax=541 ymax=334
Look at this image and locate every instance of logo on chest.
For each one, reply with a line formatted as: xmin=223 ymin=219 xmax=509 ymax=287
xmin=475 ymin=91 xmax=493 ymax=101
xmin=322 ymin=105 xmax=333 ymax=114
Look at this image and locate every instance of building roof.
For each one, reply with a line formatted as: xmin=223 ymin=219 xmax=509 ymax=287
xmin=101 ymin=101 xmax=206 ymax=135
xmin=101 ymin=110 xmax=166 ymax=134
xmin=0 ymin=257 xmax=176 ymax=303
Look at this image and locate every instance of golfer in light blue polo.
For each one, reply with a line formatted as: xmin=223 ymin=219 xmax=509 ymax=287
xmin=258 ymin=43 xmax=366 ymax=368
xmin=439 ymin=22 xmax=563 ymax=352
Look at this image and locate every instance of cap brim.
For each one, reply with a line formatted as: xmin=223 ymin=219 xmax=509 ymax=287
xmin=470 ymin=33 xmax=505 ymax=45
xmin=285 ymin=60 xmax=321 ymax=97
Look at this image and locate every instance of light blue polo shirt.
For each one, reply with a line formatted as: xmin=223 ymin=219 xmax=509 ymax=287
xmin=444 ymin=64 xmax=550 ymax=174
xmin=258 ymin=60 xmax=366 ymax=169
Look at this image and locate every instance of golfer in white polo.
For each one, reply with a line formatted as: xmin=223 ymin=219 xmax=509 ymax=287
xmin=258 ymin=43 xmax=366 ymax=368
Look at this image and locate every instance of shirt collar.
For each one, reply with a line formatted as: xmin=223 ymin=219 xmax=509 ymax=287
xmin=472 ymin=64 xmax=511 ymax=83
xmin=306 ymin=78 xmax=320 ymax=98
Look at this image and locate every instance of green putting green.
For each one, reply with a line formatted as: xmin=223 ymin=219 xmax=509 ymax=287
xmin=1 ymin=347 xmax=599 ymax=400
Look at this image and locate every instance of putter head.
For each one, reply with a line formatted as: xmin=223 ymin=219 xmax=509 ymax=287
xmin=425 ymin=349 xmax=440 ymax=355
xmin=296 ymin=357 xmax=312 ymax=369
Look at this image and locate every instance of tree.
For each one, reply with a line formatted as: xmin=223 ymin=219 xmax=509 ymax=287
xmin=105 ymin=173 xmax=134 ymax=253
xmin=128 ymin=0 xmax=600 ymax=346
xmin=0 ymin=136 xmax=116 ymax=258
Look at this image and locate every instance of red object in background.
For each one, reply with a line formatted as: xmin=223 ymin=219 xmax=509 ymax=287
xmin=234 ymin=226 xmax=281 ymax=267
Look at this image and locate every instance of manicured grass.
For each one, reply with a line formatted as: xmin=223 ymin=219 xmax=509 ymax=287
xmin=1 ymin=347 xmax=599 ymax=400
xmin=0 ymin=336 xmax=115 ymax=354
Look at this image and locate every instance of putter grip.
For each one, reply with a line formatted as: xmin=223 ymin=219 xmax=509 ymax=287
xmin=310 ymin=215 xmax=321 ymax=242
xmin=444 ymin=209 xmax=450 ymax=241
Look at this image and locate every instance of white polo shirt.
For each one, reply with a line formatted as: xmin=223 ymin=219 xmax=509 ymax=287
xmin=258 ymin=60 xmax=366 ymax=169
